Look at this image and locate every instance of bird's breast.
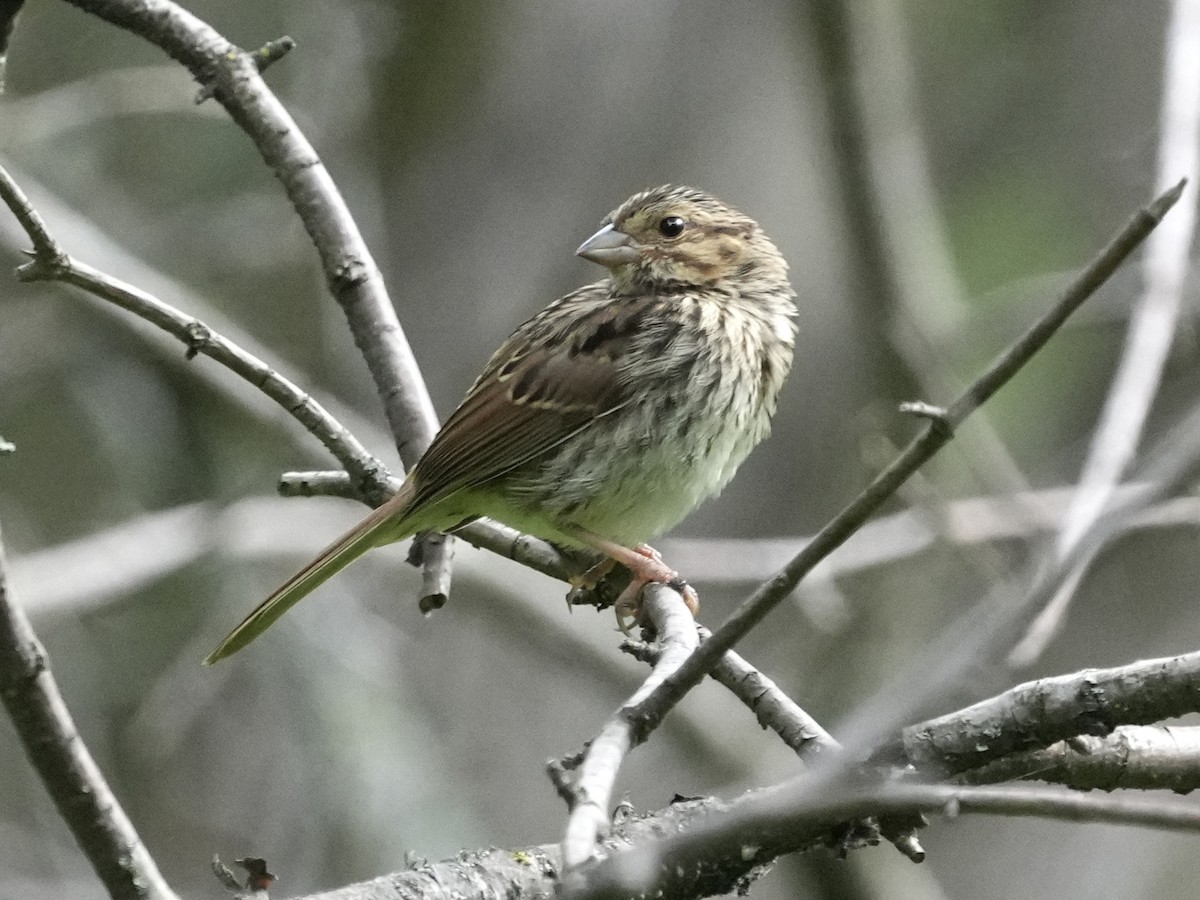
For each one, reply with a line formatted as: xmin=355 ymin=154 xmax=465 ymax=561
xmin=501 ymin=290 xmax=795 ymax=545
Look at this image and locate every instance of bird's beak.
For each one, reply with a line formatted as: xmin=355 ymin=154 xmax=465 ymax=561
xmin=576 ymin=223 xmax=638 ymax=267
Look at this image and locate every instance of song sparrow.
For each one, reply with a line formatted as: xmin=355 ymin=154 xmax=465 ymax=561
xmin=205 ymin=186 xmax=797 ymax=664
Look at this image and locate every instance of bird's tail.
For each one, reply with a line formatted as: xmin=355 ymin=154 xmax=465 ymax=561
xmin=203 ymin=481 xmax=417 ymax=665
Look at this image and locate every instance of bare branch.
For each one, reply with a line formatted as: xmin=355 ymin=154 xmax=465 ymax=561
xmin=881 ymin=651 xmax=1200 ymax=775
xmin=559 ymin=585 xmax=699 ymax=869
xmin=0 ymin=158 xmax=61 ymax=263
xmin=621 ymin=181 xmax=1184 ymax=754
xmin=64 ymin=0 xmax=439 ymax=459
xmin=622 ymin=627 xmax=928 ymax=863
xmin=831 ymin=389 xmax=1200 ymax=756
xmin=623 ymin=626 xmax=840 ymax=761
xmin=0 ymin=161 xmax=392 ymax=504
xmin=411 ymin=531 xmax=454 ymax=612
xmin=810 ymin=0 xmax=1031 ymax=500
xmin=278 ymin=470 xmax=403 ymax=501
xmin=0 ymin=521 xmax=179 ymax=900
xmin=195 ymin=35 xmax=294 ymax=101
xmin=562 ymin=781 xmax=1200 ymax=900
xmin=961 ymin=725 xmax=1200 ymax=793
xmin=1011 ymin=0 xmax=1200 ymax=666
xmin=287 ymin=776 xmax=1200 ymax=900
xmin=291 ymin=799 xmax=764 ymax=900
xmin=61 ymin=0 xmax=453 ymax=596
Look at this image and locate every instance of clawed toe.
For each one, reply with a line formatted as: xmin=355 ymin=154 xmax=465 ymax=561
xmin=569 ymin=556 xmax=617 ymax=591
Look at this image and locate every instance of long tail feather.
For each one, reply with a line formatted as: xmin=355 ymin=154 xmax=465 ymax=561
xmin=203 ymin=483 xmax=416 ymax=664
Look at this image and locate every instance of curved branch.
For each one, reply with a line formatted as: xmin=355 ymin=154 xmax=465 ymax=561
xmin=0 ymin=162 xmax=391 ymax=502
xmin=63 ymin=0 xmax=440 ymax=463
xmin=0 ymin=522 xmax=178 ymax=900
xmin=60 ymin=0 xmax=453 ymax=595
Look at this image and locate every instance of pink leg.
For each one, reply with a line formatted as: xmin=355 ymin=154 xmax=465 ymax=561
xmin=572 ymin=533 xmax=700 ymax=630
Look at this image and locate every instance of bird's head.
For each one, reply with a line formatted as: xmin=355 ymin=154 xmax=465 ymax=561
xmin=576 ymin=185 xmax=789 ymax=295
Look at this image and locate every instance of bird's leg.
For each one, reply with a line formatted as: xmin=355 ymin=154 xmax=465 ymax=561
xmin=568 ymin=531 xmax=699 ymax=632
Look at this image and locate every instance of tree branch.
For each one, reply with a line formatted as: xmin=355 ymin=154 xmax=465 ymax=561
xmin=883 ymin=651 xmax=1200 ymax=774
xmin=622 ymin=627 xmax=928 ymax=863
xmin=558 ymin=584 xmax=699 ymax=868
xmin=0 ymin=520 xmax=179 ymax=900
xmin=960 ymin=725 xmax=1200 ymax=793
xmin=1010 ymin=0 xmax=1200 ymax=667
xmin=60 ymin=0 xmax=453 ymax=594
xmin=562 ymin=781 xmax=1200 ymax=900
xmin=0 ymin=162 xmax=393 ymax=504
xmin=249 ymin=645 xmax=1200 ymax=900
xmin=61 ymin=0 xmax=440 ymax=463
xmin=623 ymin=626 xmax=840 ymax=761
xmin=620 ymin=179 xmax=1185 ymax=758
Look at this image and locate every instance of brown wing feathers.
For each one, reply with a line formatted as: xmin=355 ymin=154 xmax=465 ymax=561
xmin=205 ymin=289 xmax=660 ymax=662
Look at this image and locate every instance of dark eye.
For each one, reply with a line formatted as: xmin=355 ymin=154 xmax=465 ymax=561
xmin=658 ymin=216 xmax=686 ymax=238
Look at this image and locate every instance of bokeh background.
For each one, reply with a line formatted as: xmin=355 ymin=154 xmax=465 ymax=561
xmin=2 ymin=1 xmax=1198 ymax=898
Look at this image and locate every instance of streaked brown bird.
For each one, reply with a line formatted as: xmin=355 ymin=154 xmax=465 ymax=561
xmin=205 ymin=186 xmax=797 ymax=664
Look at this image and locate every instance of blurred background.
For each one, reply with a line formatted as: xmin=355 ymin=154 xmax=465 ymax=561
xmin=2 ymin=1 xmax=1199 ymax=898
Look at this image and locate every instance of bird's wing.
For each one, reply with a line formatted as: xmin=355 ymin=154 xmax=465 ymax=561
xmin=408 ymin=289 xmax=660 ymax=513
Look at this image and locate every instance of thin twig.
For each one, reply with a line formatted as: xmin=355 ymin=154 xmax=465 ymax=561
xmin=410 ymin=530 xmax=454 ymax=613
xmin=832 ymin=386 xmax=1200 ymax=754
xmin=195 ymin=35 xmax=294 ymax=101
xmin=810 ymin=0 xmax=1031 ymax=501
xmin=0 ymin=521 xmax=179 ymax=900
xmin=64 ymin=0 xmax=439 ymax=458
xmin=1010 ymin=0 xmax=1200 ymax=667
xmin=0 ymin=161 xmax=387 ymax=451
xmin=278 ymin=470 xmax=403 ymax=501
xmin=622 ymin=181 xmax=1185 ymax=749
xmin=623 ymin=627 xmax=924 ymax=862
xmin=623 ymin=626 xmax=841 ymax=761
xmin=0 ymin=162 xmax=392 ymax=505
xmin=0 ymin=159 xmax=61 ymax=262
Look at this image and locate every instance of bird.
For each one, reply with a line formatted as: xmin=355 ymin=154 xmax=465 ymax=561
xmin=204 ymin=185 xmax=797 ymax=664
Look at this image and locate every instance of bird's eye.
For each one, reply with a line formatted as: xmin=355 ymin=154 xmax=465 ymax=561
xmin=658 ymin=216 xmax=686 ymax=238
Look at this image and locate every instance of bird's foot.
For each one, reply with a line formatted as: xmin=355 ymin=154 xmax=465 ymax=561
xmin=611 ymin=544 xmax=700 ymax=634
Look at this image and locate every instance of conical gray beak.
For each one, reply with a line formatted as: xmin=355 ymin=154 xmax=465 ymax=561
xmin=576 ymin=223 xmax=638 ymax=267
